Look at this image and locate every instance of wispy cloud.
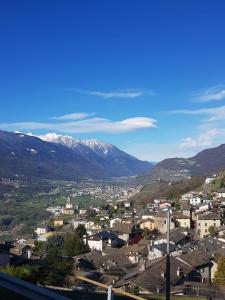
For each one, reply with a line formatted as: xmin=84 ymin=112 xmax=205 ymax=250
xmin=53 ymin=112 xmax=95 ymax=120
xmin=168 ymin=105 xmax=225 ymax=122
xmin=0 ymin=116 xmax=156 ymax=134
xmin=193 ymin=84 xmax=225 ymax=103
xmin=179 ymin=128 xmax=221 ymax=150
xmin=72 ymin=88 xmax=154 ymax=99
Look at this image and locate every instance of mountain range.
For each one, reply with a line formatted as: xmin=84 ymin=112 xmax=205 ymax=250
xmin=0 ymin=130 xmax=152 ymax=181
xmin=141 ymin=143 xmax=225 ymax=183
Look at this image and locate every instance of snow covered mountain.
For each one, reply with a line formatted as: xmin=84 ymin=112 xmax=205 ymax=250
xmin=39 ymin=133 xmax=121 ymax=158
xmin=0 ymin=130 xmax=153 ymax=181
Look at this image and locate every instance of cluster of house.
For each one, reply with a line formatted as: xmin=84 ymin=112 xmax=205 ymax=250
xmin=3 ymin=176 xmax=225 ymax=298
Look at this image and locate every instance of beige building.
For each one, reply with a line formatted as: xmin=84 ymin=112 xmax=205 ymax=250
xmin=138 ymin=218 xmax=155 ymax=231
xmin=54 ymin=219 xmax=64 ymax=227
xmin=196 ymin=212 xmax=221 ymax=238
xmin=62 ymin=197 xmax=74 ymax=215
xmin=174 ymin=212 xmax=191 ymax=228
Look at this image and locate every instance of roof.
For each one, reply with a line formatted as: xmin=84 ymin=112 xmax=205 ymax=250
xmin=154 ymin=242 xmax=177 ymax=253
xmin=138 ymin=218 xmax=154 ymax=225
xmin=176 ymin=250 xmax=213 ymax=268
xmin=160 ymin=228 xmax=187 ymax=244
xmin=198 ymin=212 xmax=220 ymax=220
xmin=173 ymin=212 xmax=190 ymax=220
xmin=112 ymin=223 xmax=134 ymax=234
xmin=115 ymin=256 xmax=193 ymax=293
xmin=95 ymin=230 xmax=118 ymax=240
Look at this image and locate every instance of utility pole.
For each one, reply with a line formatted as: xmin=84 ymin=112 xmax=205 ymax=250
xmin=166 ymin=209 xmax=170 ymax=300
xmin=107 ymin=285 xmax=113 ymax=300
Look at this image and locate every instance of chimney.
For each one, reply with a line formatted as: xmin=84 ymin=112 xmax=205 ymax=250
xmin=139 ymin=258 xmax=146 ymax=272
xmin=161 ymin=270 xmax=165 ymax=278
xmin=177 ymin=267 xmax=183 ymax=277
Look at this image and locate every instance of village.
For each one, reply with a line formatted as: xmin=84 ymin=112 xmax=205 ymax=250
xmin=2 ymin=175 xmax=225 ymax=299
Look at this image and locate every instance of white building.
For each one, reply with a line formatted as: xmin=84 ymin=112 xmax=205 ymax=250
xmin=84 ymin=235 xmax=103 ymax=251
xmin=189 ymin=196 xmax=202 ymax=206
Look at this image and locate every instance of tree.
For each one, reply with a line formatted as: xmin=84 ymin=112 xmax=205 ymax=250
xmin=33 ymin=241 xmax=45 ymax=257
xmin=76 ymin=224 xmax=86 ymax=238
xmin=208 ymin=225 xmax=217 ymax=237
xmin=142 ymin=227 xmax=151 ymax=239
xmin=0 ymin=265 xmax=32 ymax=280
xmin=213 ymin=256 xmax=225 ymax=285
xmin=64 ymin=231 xmax=89 ymax=257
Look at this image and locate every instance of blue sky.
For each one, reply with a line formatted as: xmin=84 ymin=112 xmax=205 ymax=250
xmin=1 ymin=1 xmax=225 ymax=161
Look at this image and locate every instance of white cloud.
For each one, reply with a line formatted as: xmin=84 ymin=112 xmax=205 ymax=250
xmin=53 ymin=112 xmax=95 ymax=120
xmin=193 ymin=85 xmax=225 ymax=103
xmin=169 ymin=105 xmax=225 ymax=122
xmin=0 ymin=116 xmax=156 ymax=134
xmin=179 ymin=128 xmax=221 ymax=150
xmin=73 ymin=89 xmax=154 ymax=99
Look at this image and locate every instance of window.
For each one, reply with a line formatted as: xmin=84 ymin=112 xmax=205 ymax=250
xmin=205 ymin=223 xmax=207 ymax=227
xmin=164 ymin=220 xmax=166 ymax=224
xmin=205 ymin=229 xmax=207 ymax=233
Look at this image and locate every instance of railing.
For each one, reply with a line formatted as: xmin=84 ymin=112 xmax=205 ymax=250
xmin=0 ymin=272 xmax=71 ymax=300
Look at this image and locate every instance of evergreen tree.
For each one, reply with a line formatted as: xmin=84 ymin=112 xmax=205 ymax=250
xmin=213 ymin=256 xmax=225 ymax=285
xmin=64 ymin=231 xmax=89 ymax=257
xmin=76 ymin=224 xmax=86 ymax=238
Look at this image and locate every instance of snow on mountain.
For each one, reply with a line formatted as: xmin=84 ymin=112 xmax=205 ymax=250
xmin=81 ymin=139 xmax=113 ymax=156
xmin=39 ymin=133 xmax=81 ymax=148
xmin=0 ymin=130 xmax=153 ymax=180
xmin=39 ymin=133 xmax=115 ymax=157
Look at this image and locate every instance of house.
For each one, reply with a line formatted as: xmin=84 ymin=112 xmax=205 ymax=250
xmin=156 ymin=227 xmax=189 ymax=247
xmin=215 ymin=189 xmax=225 ymax=198
xmin=159 ymin=201 xmax=172 ymax=210
xmin=62 ymin=197 xmax=74 ymax=215
xmin=110 ymin=217 xmax=122 ymax=228
xmin=189 ymin=196 xmax=202 ymax=206
xmin=205 ymin=177 xmax=215 ymax=184
xmin=173 ymin=212 xmax=191 ymax=228
xmin=84 ymin=234 xmax=103 ymax=251
xmin=195 ymin=203 xmax=211 ymax=213
xmin=115 ymin=251 xmax=214 ymax=294
xmin=153 ymin=212 xmax=175 ymax=234
xmin=79 ymin=209 xmax=87 ymax=215
xmin=117 ymin=239 xmax=150 ymax=264
xmin=115 ymin=256 xmax=192 ymax=294
xmin=149 ymin=242 xmax=182 ymax=259
xmin=196 ymin=211 xmax=221 ymax=238
xmin=34 ymin=226 xmax=48 ymax=235
xmin=84 ymin=231 xmax=123 ymax=252
xmin=37 ymin=231 xmax=55 ymax=242
xmin=176 ymin=251 xmax=214 ymax=283
xmin=111 ymin=223 xmax=135 ymax=242
xmin=138 ymin=218 xmax=155 ymax=231
xmin=85 ymin=221 xmax=101 ymax=231
xmin=124 ymin=201 xmax=131 ymax=209
xmin=53 ymin=219 xmax=64 ymax=227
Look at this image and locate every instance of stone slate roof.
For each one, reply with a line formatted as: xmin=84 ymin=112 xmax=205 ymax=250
xmin=198 ymin=212 xmax=220 ymax=220
xmin=154 ymin=242 xmax=177 ymax=253
xmin=112 ymin=223 xmax=135 ymax=234
xmin=176 ymin=250 xmax=213 ymax=268
xmin=160 ymin=228 xmax=187 ymax=244
xmin=115 ymin=256 xmax=193 ymax=293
